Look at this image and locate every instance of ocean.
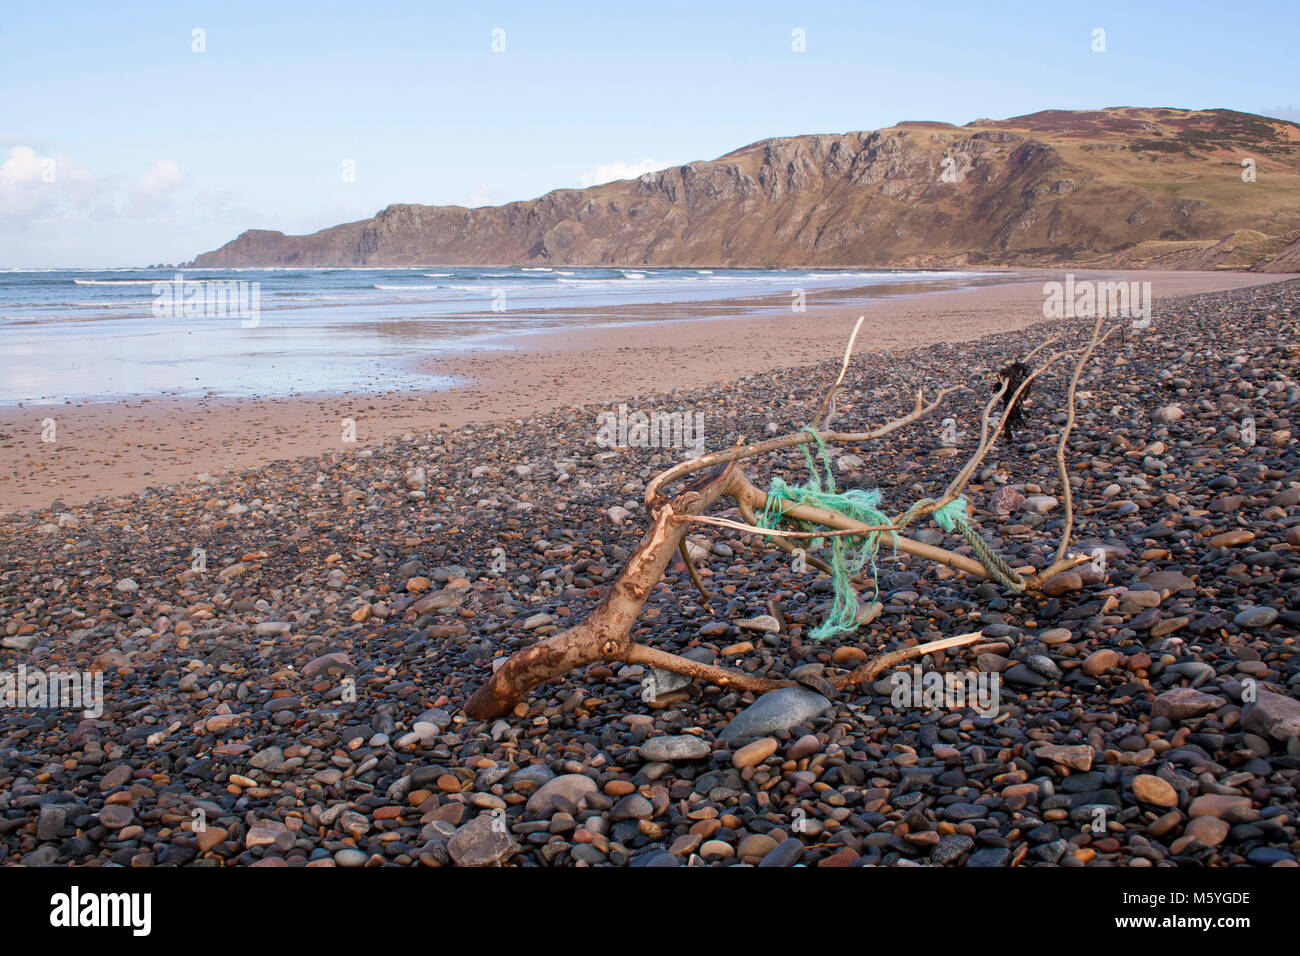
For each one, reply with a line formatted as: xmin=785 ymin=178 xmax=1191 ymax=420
xmin=0 ymin=266 xmax=995 ymax=404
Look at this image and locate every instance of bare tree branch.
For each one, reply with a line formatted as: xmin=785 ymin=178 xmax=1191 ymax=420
xmin=814 ymin=315 xmax=866 ymax=430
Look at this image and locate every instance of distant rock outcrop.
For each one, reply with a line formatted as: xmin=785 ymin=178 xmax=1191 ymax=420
xmin=191 ymin=108 xmax=1300 ymax=271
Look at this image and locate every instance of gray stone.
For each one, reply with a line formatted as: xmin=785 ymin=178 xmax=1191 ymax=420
xmin=1025 ymin=655 xmax=1062 ymax=680
xmin=571 ymin=844 xmax=607 ymax=864
xmin=507 ymin=764 xmax=557 ymax=788
xmin=1034 ymin=839 xmax=1068 ymax=863
xmin=757 ymin=837 xmax=806 ymax=867
xmin=249 ymin=746 xmax=284 ymax=770
xmin=1242 ymin=689 xmax=1300 ymax=742
xmin=965 ymin=846 xmax=1011 ymax=867
xmin=720 ymin=687 xmax=833 ymax=743
xmin=1247 ymin=846 xmax=1294 ymax=865
xmin=650 ymin=667 xmax=691 ymax=696
xmin=630 ymin=848 xmax=678 ymax=867
xmin=38 ymin=805 xmax=69 ymax=840
xmin=639 ymin=735 xmax=711 ymax=762
xmin=1004 ymin=663 xmax=1048 ymax=687
xmin=1142 ymin=570 xmax=1195 ymax=594
xmin=525 ymin=773 xmax=597 ymax=816
xmin=98 ymin=805 xmax=133 ymax=829
xmin=448 ymin=814 xmax=520 ymax=866
xmin=943 ymin=803 xmax=989 ymax=822
xmin=609 ymin=794 xmax=655 ymax=821
xmin=931 ymin=834 xmax=974 ymax=865
xmin=735 ymin=615 xmax=780 ymax=634
xmin=1022 ymin=494 xmax=1059 ymax=514
xmin=21 ymin=845 xmax=59 ymax=867
xmin=1233 ymin=606 xmax=1278 ymax=629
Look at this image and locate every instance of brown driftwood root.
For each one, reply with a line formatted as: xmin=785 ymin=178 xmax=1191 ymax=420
xmin=464 ymin=317 xmax=1114 ymax=721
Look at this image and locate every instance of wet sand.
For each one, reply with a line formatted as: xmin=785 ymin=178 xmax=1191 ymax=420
xmin=0 ymin=268 xmax=1291 ymax=513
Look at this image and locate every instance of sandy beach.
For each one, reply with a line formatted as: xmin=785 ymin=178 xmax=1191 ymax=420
xmin=0 ymin=268 xmax=1290 ymax=513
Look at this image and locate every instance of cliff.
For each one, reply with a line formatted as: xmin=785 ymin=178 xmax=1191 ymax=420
xmin=191 ymin=108 xmax=1300 ymax=271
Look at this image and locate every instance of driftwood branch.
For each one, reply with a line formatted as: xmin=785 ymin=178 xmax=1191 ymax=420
xmin=464 ymin=319 xmax=1113 ymax=720
xmin=814 ymin=314 xmax=866 ymax=429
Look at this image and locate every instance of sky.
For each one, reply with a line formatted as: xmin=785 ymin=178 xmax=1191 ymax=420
xmin=2 ymin=0 xmax=1298 ymax=267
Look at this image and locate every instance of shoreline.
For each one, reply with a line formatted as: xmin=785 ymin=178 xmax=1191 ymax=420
xmin=0 ymin=268 xmax=1292 ymax=513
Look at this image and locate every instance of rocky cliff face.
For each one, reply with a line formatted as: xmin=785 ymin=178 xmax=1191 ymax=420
xmin=191 ymin=108 xmax=1300 ymax=271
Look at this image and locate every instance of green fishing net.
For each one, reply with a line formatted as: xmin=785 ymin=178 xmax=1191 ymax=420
xmin=754 ymin=428 xmax=1005 ymax=640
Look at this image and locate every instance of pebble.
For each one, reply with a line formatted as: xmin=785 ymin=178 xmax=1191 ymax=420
xmin=757 ymin=837 xmax=805 ymax=868
xmin=732 ymin=737 xmax=778 ymax=768
xmin=1132 ymin=774 xmax=1178 ymax=808
xmin=448 ymin=814 xmax=520 ymax=866
xmin=526 ymin=774 xmax=598 ymax=816
xmin=639 ymin=735 xmax=711 ymax=762
xmin=1154 ymin=688 xmax=1225 ymax=721
xmin=720 ymin=687 xmax=832 ymax=743
xmin=98 ymin=805 xmax=134 ymax=829
xmin=965 ymin=847 xmax=1011 ymax=867
xmin=1188 ymin=795 xmax=1251 ymax=819
xmin=1233 ymin=606 xmax=1278 ymax=629
xmin=1035 ymin=744 xmax=1094 ymax=771
xmin=735 ymin=615 xmax=780 ymax=634
xmin=1243 ymin=690 xmax=1300 ymax=742
xmin=1082 ymin=649 xmax=1120 ymax=676
xmin=1183 ymin=816 xmax=1230 ymax=848
xmin=1041 ymin=572 xmax=1083 ymax=596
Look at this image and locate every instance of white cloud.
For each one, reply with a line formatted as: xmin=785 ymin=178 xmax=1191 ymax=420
xmin=128 ymin=158 xmax=186 ymax=216
xmin=578 ymin=157 xmax=672 ymax=188
xmin=0 ymin=146 xmax=201 ymax=227
xmin=0 ymin=146 xmax=101 ymax=221
xmin=136 ymin=158 xmax=184 ymax=196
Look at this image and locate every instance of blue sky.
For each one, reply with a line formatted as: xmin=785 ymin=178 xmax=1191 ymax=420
xmin=2 ymin=0 xmax=1297 ymax=267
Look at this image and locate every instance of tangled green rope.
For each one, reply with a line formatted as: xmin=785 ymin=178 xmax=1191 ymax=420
xmin=755 ymin=429 xmax=1025 ymax=641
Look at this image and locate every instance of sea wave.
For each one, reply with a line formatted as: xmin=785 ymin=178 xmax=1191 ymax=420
xmin=73 ymin=279 xmax=172 ymax=286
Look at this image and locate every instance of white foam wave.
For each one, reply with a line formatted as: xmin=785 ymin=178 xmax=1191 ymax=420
xmin=73 ymin=279 xmax=171 ymax=285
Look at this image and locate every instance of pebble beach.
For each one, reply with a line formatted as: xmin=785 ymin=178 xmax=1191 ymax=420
xmin=2 ymin=278 xmax=1299 ymax=868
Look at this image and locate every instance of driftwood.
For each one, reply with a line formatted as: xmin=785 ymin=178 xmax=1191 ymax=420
xmin=464 ymin=317 xmax=1112 ymax=720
